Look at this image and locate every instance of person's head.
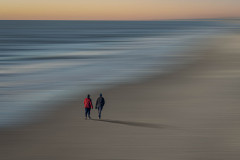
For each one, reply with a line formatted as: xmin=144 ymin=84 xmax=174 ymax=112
xmin=87 ymin=94 xmax=90 ymax=98
xmin=100 ymin=93 xmax=102 ymax=97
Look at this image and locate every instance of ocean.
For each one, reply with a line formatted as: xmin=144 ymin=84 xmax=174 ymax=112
xmin=0 ymin=20 xmax=236 ymax=127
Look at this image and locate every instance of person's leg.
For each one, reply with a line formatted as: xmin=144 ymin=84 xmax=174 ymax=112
xmin=98 ymin=106 xmax=102 ymax=119
xmin=88 ymin=108 xmax=91 ymax=119
xmin=85 ymin=108 xmax=88 ymax=119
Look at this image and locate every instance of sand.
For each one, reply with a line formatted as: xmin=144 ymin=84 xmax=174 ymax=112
xmin=1 ymin=34 xmax=240 ymax=160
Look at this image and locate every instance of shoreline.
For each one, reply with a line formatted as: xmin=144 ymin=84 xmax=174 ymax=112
xmin=1 ymin=33 xmax=240 ymax=159
xmin=0 ymin=31 xmax=218 ymax=129
xmin=0 ymin=20 xmax=225 ymax=128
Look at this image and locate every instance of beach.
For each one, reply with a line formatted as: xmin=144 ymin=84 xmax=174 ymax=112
xmin=1 ymin=33 xmax=240 ymax=160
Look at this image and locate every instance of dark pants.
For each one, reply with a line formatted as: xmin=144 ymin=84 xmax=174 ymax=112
xmin=98 ymin=106 xmax=103 ymax=118
xmin=85 ymin=108 xmax=91 ymax=118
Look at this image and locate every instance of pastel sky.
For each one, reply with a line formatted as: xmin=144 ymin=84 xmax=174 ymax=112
xmin=0 ymin=0 xmax=239 ymax=20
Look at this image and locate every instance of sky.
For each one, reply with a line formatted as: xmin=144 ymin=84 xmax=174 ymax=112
xmin=0 ymin=0 xmax=239 ymax=20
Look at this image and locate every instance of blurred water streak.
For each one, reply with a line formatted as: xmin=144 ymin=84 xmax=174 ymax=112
xmin=0 ymin=20 xmax=237 ymax=127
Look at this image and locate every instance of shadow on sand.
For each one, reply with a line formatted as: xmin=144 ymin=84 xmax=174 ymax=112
xmin=91 ymin=119 xmax=167 ymax=129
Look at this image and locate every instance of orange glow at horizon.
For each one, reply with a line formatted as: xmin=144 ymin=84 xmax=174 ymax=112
xmin=0 ymin=0 xmax=240 ymax=20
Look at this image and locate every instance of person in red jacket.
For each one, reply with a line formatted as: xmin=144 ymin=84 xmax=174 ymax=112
xmin=84 ymin=94 xmax=93 ymax=119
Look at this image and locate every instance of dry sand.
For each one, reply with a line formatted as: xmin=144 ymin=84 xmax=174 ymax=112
xmin=1 ymin=34 xmax=240 ymax=160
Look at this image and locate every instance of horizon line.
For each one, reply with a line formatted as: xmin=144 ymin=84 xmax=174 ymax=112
xmin=0 ymin=17 xmax=239 ymax=21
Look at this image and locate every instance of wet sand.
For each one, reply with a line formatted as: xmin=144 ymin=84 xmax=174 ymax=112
xmin=1 ymin=34 xmax=240 ymax=160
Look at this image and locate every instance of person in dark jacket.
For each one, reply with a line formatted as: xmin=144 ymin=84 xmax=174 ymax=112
xmin=95 ymin=93 xmax=105 ymax=119
xmin=84 ymin=94 xmax=93 ymax=119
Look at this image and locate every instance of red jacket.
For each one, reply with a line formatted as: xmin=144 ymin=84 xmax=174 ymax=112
xmin=84 ymin=98 xmax=93 ymax=109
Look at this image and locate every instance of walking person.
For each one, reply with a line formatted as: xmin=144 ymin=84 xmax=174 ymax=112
xmin=84 ymin=94 xmax=93 ymax=120
xmin=95 ymin=93 xmax=105 ymax=119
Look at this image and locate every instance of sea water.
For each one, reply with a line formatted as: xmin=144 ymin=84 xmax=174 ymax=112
xmin=0 ymin=20 xmax=236 ymax=127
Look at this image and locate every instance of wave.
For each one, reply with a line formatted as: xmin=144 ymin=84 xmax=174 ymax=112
xmin=0 ymin=20 xmax=235 ymax=128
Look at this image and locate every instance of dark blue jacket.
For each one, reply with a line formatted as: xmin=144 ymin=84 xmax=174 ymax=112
xmin=95 ymin=97 xmax=105 ymax=108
